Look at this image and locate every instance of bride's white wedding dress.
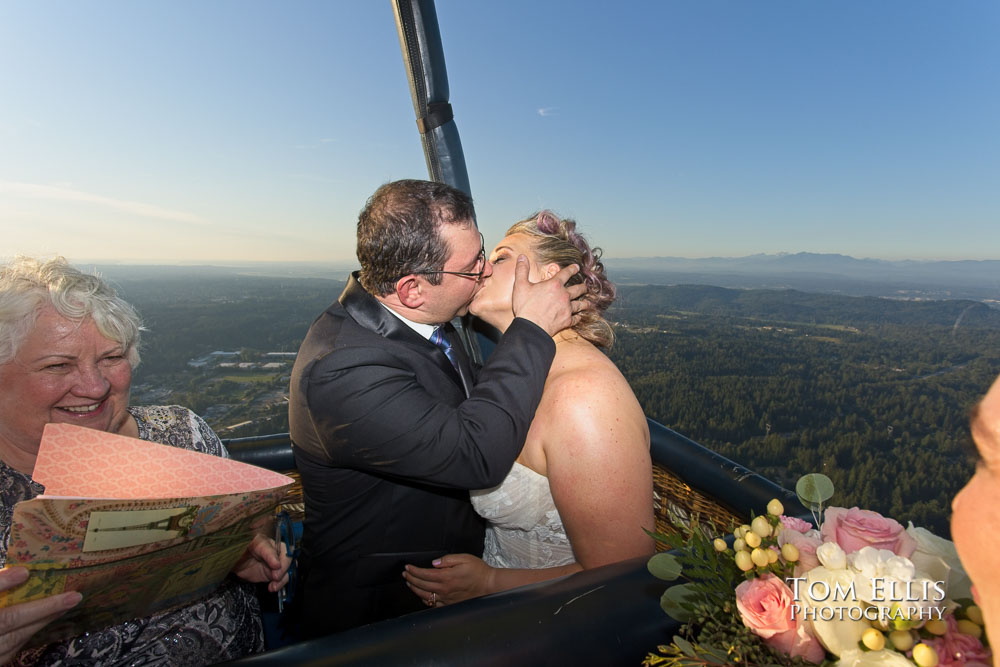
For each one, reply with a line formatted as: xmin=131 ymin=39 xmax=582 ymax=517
xmin=470 ymin=462 xmax=576 ymax=568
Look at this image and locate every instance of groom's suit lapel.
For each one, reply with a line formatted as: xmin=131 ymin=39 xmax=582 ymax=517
xmin=339 ymin=273 xmax=472 ymax=397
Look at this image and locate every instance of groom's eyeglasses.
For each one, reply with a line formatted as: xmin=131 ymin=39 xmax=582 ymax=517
xmin=412 ymin=233 xmax=487 ymax=282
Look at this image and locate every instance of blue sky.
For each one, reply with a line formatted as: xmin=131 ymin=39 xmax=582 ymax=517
xmin=1 ymin=1 xmax=997 ymax=263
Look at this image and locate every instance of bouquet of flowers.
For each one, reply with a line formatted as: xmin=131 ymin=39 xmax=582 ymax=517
xmin=644 ymin=474 xmax=990 ymax=666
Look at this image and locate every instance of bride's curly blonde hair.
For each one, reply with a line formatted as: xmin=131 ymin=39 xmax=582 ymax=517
xmin=507 ymin=211 xmax=616 ymax=349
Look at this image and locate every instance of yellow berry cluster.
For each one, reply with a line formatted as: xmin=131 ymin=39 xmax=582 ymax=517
xmin=856 ymin=603 xmax=985 ymax=666
xmin=715 ymin=498 xmax=794 ymax=577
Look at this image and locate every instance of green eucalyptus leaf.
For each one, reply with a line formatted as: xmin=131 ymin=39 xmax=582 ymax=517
xmin=700 ymin=645 xmax=731 ymax=663
xmin=660 ymin=583 xmax=698 ymax=622
xmin=673 ymin=636 xmax=696 ymax=657
xmin=795 ymin=473 xmax=834 ymax=510
xmin=646 ymin=552 xmax=683 ymax=581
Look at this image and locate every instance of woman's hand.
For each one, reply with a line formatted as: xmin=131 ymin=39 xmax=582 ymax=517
xmin=0 ymin=567 xmax=82 ymax=664
xmin=402 ymin=553 xmax=495 ymax=607
xmin=232 ymin=533 xmax=292 ymax=593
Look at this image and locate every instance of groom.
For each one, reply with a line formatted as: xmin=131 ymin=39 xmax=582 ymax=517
xmin=288 ymin=179 xmax=586 ymax=637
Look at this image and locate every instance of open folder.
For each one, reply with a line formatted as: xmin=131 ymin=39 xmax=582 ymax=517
xmin=0 ymin=422 xmax=294 ymax=646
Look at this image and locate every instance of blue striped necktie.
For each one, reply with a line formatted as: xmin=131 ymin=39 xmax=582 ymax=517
xmin=431 ymin=327 xmax=459 ymax=372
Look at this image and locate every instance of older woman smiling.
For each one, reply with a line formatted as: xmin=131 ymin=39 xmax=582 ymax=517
xmin=0 ymin=257 xmax=289 ymax=666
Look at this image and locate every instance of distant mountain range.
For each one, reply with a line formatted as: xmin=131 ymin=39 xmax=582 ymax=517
xmin=90 ymin=252 xmax=999 ymax=304
xmin=604 ymin=253 xmax=1000 ymax=302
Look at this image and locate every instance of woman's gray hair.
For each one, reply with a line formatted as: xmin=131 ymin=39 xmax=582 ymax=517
xmin=0 ymin=256 xmax=142 ymax=367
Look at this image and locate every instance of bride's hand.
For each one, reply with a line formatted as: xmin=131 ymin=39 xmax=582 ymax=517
xmin=403 ymin=553 xmax=495 ymax=606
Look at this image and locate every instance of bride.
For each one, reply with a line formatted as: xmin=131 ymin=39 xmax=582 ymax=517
xmin=404 ymin=211 xmax=655 ymax=605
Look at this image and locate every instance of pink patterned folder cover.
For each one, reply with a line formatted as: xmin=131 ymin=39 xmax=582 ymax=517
xmin=33 ymin=423 xmax=292 ymax=498
xmin=0 ymin=423 xmax=295 ymax=646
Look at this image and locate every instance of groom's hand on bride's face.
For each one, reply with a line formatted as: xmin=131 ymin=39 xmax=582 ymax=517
xmin=511 ymin=258 xmax=590 ymax=336
xmin=402 ymin=553 xmax=493 ymax=606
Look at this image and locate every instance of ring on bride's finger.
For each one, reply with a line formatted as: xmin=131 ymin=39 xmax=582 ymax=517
xmin=430 ymin=592 xmax=437 ymax=605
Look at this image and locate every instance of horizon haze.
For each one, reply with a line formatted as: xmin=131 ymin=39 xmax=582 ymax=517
xmin=64 ymin=251 xmax=1000 ymax=304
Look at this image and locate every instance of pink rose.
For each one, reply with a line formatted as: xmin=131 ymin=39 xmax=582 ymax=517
xmin=820 ymin=507 xmax=917 ymax=557
xmin=920 ymin=616 xmax=992 ymax=667
xmin=780 ymin=515 xmax=813 ymax=533
xmin=778 ymin=527 xmax=823 ymax=575
xmin=735 ymin=574 xmax=825 ymax=664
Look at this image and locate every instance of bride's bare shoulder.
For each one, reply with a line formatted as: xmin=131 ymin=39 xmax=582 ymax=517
xmin=546 ymin=342 xmax=629 ymax=393
xmin=540 ymin=343 xmax=646 ymax=437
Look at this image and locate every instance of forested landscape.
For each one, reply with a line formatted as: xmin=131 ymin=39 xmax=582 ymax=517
xmin=607 ymin=285 xmax=1000 ymax=536
xmin=114 ymin=272 xmax=1000 ymax=538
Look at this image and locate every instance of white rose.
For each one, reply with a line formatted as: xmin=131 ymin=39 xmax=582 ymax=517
xmin=906 ymin=523 xmax=972 ymax=601
xmin=816 ymin=541 xmax=848 ymax=570
xmin=799 ymin=566 xmax=868 ymax=657
xmin=835 ymin=648 xmax=915 ymax=666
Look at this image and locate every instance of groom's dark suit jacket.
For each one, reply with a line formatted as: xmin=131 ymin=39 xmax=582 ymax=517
xmin=288 ymin=273 xmax=554 ymax=637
